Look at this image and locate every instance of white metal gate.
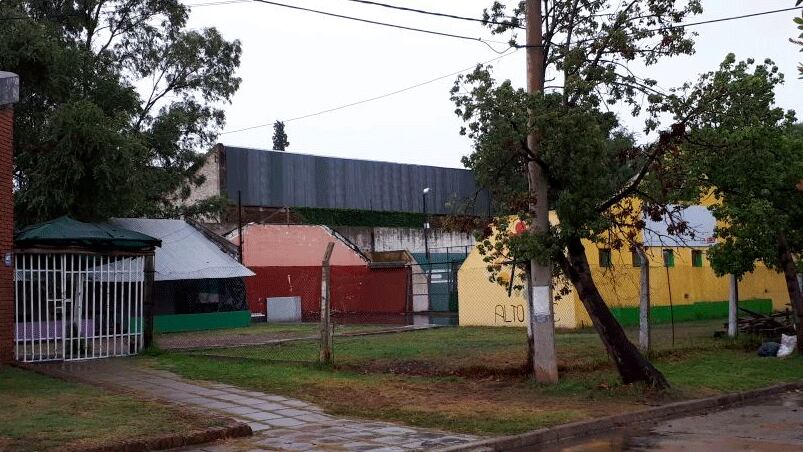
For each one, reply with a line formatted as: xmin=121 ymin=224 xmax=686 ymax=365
xmin=14 ymin=253 xmax=145 ymax=362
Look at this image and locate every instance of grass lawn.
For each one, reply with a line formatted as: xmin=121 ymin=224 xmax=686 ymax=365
xmin=149 ymin=321 xmax=803 ymax=436
xmin=0 ymin=366 xmax=225 ymax=451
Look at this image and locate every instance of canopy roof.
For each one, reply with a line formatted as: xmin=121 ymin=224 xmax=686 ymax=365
xmin=111 ymin=218 xmax=254 ymax=281
xmin=15 ymin=216 xmax=161 ymax=250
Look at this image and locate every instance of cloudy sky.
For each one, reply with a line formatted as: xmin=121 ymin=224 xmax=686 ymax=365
xmin=182 ymin=0 xmax=803 ymax=168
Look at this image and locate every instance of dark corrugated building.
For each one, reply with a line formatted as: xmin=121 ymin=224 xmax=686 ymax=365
xmin=216 ymin=145 xmax=490 ymax=215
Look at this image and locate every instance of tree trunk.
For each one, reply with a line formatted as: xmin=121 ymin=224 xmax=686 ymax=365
xmin=559 ymin=237 xmax=669 ymax=389
xmin=777 ymin=237 xmax=803 ymax=355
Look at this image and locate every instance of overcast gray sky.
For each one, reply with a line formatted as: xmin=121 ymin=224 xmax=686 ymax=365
xmin=183 ymin=0 xmax=803 ymax=168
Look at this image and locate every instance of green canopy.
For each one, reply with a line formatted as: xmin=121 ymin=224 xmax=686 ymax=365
xmin=15 ymin=216 xmax=161 ymax=250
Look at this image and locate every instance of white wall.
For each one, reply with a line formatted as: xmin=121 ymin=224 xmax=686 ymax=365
xmin=335 ymin=226 xmax=476 ymax=254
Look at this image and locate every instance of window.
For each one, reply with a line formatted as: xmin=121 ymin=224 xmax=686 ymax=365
xmin=692 ymin=249 xmax=704 ymax=267
xmin=631 ymin=249 xmax=643 ymax=267
xmin=599 ymin=249 xmax=612 ymax=268
xmin=663 ymin=249 xmax=675 ymax=268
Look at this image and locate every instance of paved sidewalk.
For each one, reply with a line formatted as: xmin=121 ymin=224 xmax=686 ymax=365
xmin=41 ymin=359 xmax=477 ymax=451
xmin=550 ymin=391 xmax=803 ymax=451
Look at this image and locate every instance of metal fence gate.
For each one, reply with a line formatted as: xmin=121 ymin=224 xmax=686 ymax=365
xmin=14 ymin=253 xmax=146 ymax=362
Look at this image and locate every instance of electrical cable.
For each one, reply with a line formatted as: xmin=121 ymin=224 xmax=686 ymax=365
xmin=249 ymin=0 xmax=512 ymax=48
xmin=339 ymin=0 xmax=523 ymax=29
xmin=220 ymin=47 xmax=520 ymax=134
xmin=220 ymin=3 xmax=803 ymax=133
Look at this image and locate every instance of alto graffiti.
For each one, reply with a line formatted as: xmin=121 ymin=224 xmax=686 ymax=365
xmin=494 ymin=304 xmax=526 ymax=324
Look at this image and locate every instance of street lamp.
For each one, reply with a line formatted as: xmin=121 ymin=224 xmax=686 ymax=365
xmin=422 ymin=187 xmax=431 ymax=262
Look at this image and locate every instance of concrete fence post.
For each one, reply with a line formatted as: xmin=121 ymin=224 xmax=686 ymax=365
xmin=319 ymin=242 xmax=335 ymax=365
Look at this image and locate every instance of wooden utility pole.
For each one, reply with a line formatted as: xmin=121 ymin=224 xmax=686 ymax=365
xmin=637 ymin=248 xmax=651 ymax=352
xmin=728 ymin=274 xmax=739 ymax=338
xmin=525 ymin=0 xmax=559 ymax=383
xmin=319 ymin=242 xmax=335 ymax=365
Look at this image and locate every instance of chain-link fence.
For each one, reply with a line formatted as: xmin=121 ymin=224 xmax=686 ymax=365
xmin=154 ymin=246 xmax=791 ymax=369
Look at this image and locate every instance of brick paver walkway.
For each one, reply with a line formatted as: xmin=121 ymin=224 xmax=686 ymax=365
xmin=43 ymin=359 xmax=478 ymax=451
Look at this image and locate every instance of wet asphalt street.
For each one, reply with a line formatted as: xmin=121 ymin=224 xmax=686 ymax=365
xmin=546 ymin=391 xmax=803 ymax=451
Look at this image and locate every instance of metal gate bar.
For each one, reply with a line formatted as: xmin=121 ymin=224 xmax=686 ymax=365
xmin=14 ymin=252 xmax=145 ymax=362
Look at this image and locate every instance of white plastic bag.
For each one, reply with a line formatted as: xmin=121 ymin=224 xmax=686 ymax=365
xmin=777 ymin=334 xmax=797 ymax=358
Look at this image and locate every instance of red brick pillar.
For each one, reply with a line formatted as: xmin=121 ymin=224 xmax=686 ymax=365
xmin=0 ymin=72 xmax=19 ymax=363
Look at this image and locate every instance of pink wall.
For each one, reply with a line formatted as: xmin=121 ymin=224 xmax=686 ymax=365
xmin=234 ymin=225 xmax=366 ymax=267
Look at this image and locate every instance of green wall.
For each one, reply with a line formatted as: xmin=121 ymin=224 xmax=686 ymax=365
xmin=609 ymin=298 xmax=773 ymax=327
xmin=154 ymin=310 xmax=251 ymax=333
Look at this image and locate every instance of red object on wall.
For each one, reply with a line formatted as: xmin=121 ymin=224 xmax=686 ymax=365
xmin=245 ymin=266 xmax=410 ymax=318
xmin=0 ymin=104 xmax=14 ymax=362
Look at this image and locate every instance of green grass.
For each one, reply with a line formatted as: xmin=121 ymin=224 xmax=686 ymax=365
xmin=149 ymin=320 xmax=803 ymax=436
xmin=186 ymin=320 xmax=730 ymax=372
xmin=0 ymin=367 xmax=223 ymax=451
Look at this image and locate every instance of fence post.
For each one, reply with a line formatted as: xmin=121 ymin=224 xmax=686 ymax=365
xmin=320 ymin=242 xmax=335 ymax=365
xmin=637 ymin=248 xmax=650 ymax=353
xmin=143 ymin=254 xmax=155 ymax=349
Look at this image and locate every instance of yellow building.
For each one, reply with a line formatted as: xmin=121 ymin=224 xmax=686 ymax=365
xmin=457 ymin=215 xmax=790 ymax=329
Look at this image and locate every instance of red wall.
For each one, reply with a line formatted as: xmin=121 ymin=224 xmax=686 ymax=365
xmin=0 ymin=106 xmax=13 ymax=362
xmin=245 ymin=265 xmax=410 ymax=319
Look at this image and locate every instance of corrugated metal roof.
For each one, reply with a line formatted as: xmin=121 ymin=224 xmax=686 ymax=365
xmin=111 ymin=218 xmax=254 ymax=281
xmin=642 ymin=205 xmax=716 ymax=247
xmin=223 ymin=146 xmax=492 ymax=215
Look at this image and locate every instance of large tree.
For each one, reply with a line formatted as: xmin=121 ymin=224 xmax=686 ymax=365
xmin=0 ymin=0 xmax=241 ymax=225
xmin=455 ymin=0 xmax=705 ymax=388
xmin=660 ymin=55 xmax=803 ymax=352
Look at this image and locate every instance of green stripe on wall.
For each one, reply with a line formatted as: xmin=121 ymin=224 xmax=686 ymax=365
xmin=154 ymin=310 xmax=251 ymax=333
xmin=609 ymin=299 xmax=773 ymax=327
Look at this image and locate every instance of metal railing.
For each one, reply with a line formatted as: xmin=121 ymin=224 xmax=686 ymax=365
xmin=14 ymin=253 xmax=145 ymax=362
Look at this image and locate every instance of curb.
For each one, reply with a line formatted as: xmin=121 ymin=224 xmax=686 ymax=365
xmin=13 ymin=362 xmax=253 ymax=451
xmin=433 ymin=381 xmax=803 ymax=452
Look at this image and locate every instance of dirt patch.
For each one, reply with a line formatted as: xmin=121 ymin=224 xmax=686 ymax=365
xmin=299 ymin=374 xmax=648 ymax=435
xmin=339 ymin=356 xmax=619 ymax=380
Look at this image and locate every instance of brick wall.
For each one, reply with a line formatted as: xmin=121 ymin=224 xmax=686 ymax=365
xmin=0 ymin=105 xmax=13 ymax=362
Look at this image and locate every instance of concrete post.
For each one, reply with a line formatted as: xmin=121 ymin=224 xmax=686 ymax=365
xmin=728 ymin=274 xmax=739 ymax=338
xmin=319 ymin=242 xmax=335 ymax=365
xmin=637 ymin=248 xmax=651 ymax=353
xmin=0 ymin=72 xmax=19 ymax=363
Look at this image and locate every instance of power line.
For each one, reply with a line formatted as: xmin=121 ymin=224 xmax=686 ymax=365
xmin=559 ymin=5 xmax=803 ymax=47
xmin=220 ymin=48 xmax=520 ymax=134
xmin=219 ymin=5 xmax=803 ymax=134
xmin=340 ymin=0 xmax=523 ymax=29
xmin=248 ymin=0 xmax=512 ymax=49
xmin=186 ymin=0 xmax=251 ymax=7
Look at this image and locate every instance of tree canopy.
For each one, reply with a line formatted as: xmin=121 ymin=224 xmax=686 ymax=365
xmin=660 ymin=54 xmax=803 ymax=351
xmin=0 ymin=0 xmax=241 ymax=225
xmin=452 ymin=0 xmax=706 ymax=388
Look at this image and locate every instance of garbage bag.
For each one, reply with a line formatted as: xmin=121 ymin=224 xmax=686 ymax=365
xmin=757 ymin=341 xmax=780 ymax=357
xmin=777 ymin=334 xmax=798 ymax=359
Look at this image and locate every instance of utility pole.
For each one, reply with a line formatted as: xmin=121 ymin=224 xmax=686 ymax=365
xmin=525 ymin=0 xmax=559 ymax=383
